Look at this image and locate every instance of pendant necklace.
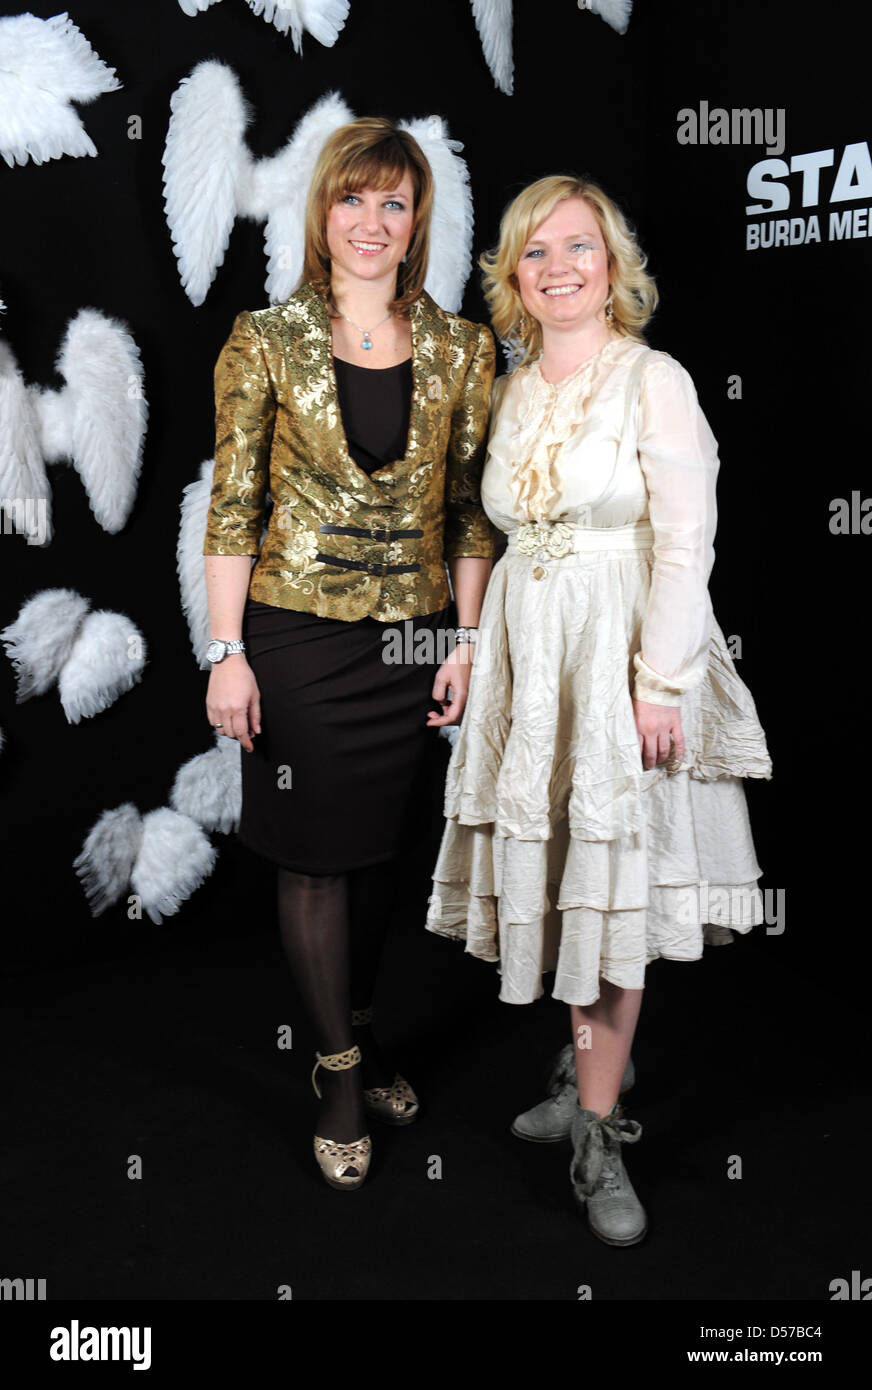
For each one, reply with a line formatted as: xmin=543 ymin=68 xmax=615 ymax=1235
xmin=341 ymin=308 xmax=393 ymax=351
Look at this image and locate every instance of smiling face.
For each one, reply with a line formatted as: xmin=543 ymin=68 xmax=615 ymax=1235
xmin=325 ymin=172 xmax=416 ymax=290
xmin=515 ymin=195 xmax=611 ymax=334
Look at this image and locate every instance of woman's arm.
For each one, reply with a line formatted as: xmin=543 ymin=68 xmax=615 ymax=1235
xmin=204 ymin=555 xmax=261 ymax=752
xmin=632 ymin=353 xmax=720 ymax=768
xmin=428 ymin=324 xmax=497 ymax=726
xmin=203 ymin=310 xmax=277 ymax=750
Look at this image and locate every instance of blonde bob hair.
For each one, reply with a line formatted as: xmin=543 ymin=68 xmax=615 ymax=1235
xmin=480 ymin=175 xmax=658 ymax=364
xmin=302 ymin=117 xmax=433 ymax=317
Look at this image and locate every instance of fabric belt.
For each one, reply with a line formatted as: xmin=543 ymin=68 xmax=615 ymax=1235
xmin=315 ymin=521 xmax=423 ymax=574
xmin=506 ymin=518 xmax=655 ymax=557
xmin=318 ymin=523 xmax=423 ymax=540
xmin=315 ymin=552 xmax=421 ymax=575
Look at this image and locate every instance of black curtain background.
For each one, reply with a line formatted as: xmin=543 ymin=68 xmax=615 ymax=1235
xmin=0 ymin=0 xmax=868 ymax=1319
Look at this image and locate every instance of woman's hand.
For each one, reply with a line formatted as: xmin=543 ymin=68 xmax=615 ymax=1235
xmin=206 ymin=658 xmax=262 ymax=753
xmin=426 ymin=644 xmax=475 ymax=727
xmin=632 ymin=697 xmax=685 ymax=772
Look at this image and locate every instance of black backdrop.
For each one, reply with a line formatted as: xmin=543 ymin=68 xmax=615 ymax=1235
xmin=0 ymin=0 xmax=869 ymax=1319
xmin=2 ymin=0 xmax=865 ymax=989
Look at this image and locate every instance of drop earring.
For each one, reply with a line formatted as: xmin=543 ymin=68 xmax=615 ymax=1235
xmin=604 ymin=293 xmax=615 ymax=326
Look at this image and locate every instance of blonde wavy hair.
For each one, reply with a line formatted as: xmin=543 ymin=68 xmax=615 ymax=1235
xmin=302 ymin=118 xmax=433 ymax=317
xmin=480 ymin=175 xmax=658 ymax=364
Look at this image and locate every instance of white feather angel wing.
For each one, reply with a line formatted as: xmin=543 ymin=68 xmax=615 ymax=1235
xmin=0 ymin=339 xmax=53 ymax=544
xmin=1 ymin=588 xmax=90 ymax=700
xmin=252 ymin=90 xmax=353 ymax=303
xmin=401 ymin=117 xmax=473 ymax=314
xmin=171 ymin=735 xmax=242 ymax=834
xmin=0 ymin=12 xmax=121 ymax=167
xmin=470 ymin=0 xmax=514 ymax=95
xmin=247 ymin=0 xmax=350 ymax=52
xmin=57 ymin=609 xmax=147 ymax=724
xmin=579 ymin=0 xmax=633 ymax=34
xmin=178 ymin=459 xmax=218 ymax=669
xmin=35 ymin=309 xmax=147 ymax=534
xmin=163 ymin=61 xmax=252 ymax=309
xmin=163 ymin=63 xmax=352 ymax=307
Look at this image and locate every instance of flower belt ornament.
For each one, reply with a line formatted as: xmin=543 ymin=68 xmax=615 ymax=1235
xmin=515 ymin=520 xmax=575 ymax=559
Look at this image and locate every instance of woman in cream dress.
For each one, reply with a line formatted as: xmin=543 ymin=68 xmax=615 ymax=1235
xmin=426 ymin=176 xmax=772 ymax=1246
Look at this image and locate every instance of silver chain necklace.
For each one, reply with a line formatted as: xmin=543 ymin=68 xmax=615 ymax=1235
xmin=340 ymin=308 xmax=393 ymax=351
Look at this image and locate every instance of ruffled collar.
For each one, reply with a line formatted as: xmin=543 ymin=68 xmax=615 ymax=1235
xmin=509 ymin=336 xmax=638 ymax=520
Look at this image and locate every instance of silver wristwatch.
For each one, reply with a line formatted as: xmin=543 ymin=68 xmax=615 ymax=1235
xmin=206 ymin=638 xmax=246 ymax=663
xmin=454 ymin=626 xmax=479 ymax=645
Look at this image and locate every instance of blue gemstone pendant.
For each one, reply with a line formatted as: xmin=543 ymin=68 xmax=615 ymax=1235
xmin=361 ymin=333 xmax=373 ymax=350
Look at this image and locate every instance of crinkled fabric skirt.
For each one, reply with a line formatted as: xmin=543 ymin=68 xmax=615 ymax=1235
xmin=239 ymin=597 xmax=450 ymax=875
xmin=425 ymin=549 xmax=772 ymax=1006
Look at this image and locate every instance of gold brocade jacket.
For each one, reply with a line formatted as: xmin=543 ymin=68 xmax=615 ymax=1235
xmin=202 ymin=280 xmax=498 ymax=621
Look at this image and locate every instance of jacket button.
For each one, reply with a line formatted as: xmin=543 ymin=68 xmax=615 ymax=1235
xmin=532 ymin=565 xmax=546 ymax=580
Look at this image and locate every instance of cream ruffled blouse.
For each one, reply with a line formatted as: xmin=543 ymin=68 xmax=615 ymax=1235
xmin=480 ymin=336 xmax=721 ymax=704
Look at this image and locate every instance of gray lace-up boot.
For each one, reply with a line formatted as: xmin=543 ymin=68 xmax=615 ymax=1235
xmin=569 ymin=1102 xmax=647 ymax=1246
xmin=510 ymin=1044 xmax=635 ymax=1143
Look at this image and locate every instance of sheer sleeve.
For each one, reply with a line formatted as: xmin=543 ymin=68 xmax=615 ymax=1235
xmin=632 ymin=353 xmax=719 ymax=707
xmin=203 ymin=310 xmax=276 ymax=556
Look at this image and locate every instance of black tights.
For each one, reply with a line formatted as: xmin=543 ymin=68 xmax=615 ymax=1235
xmin=277 ymin=859 xmax=398 ymax=1142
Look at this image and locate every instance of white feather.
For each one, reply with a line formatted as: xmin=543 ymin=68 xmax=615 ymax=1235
xmin=73 ymin=802 xmax=144 ymax=916
xmin=247 ymin=0 xmax=350 ymax=53
xmin=401 ymin=117 xmax=473 ymax=313
xmin=1 ymin=588 xmax=90 ymax=699
xmin=580 ymin=0 xmax=633 ymax=34
xmin=438 ymin=724 xmax=460 ymax=750
xmin=131 ymin=808 xmax=217 ymax=924
xmin=499 ymin=335 xmax=525 ymax=373
xmin=470 ymin=0 xmax=514 ymax=95
xmin=57 ymin=608 xmax=147 ymax=724
xmin=164 ymin=68 xmax=351 ymax=307
xmin=0 ymin=339 xmax=52 ymax=545
xmin=0 ymin=12 xmax=121 ymax=168
xmin=254 ymin=90 xmax=353 ymax=303
xmin=35 ymin=308 xmax=147 ymax=533
xmin=162 ymin=61 xmax=251 ymax=309
xmin=175 ymin=0 xmax=349 ymax=52
xmin=178 ymin=459 xmax=217 ymax=668
xmin=171 ymin=735 xmax=242 ymax=833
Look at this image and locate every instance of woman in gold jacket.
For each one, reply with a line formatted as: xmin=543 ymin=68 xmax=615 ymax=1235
xmin=203 ymin=118 xmax=496 ymax=1191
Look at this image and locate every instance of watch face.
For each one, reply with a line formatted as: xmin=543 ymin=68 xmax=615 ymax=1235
xmin=206 ymin=640 xmax=224 ymax=662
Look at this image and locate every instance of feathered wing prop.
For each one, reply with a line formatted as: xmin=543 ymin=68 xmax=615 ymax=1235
xmin=577 ymin=0 xmax=633 ymax=34
xmin=163 ymin=65 xmax=351 ymax=306
xmin=171 ymin=734 xmax=242 ymax=834
xmin=1 ymin=587 xmax=147 ymax=722
xmin=470 ymin=0 xmax=514 ymax=95
xmin=176 ymin=0 xmax=350 ymax=54
xmin=74 ymin=734 xmax=242 ymax=922
xmin=163 ymin=67 xmax=474 ymax=311
xmin=74 ymin=803 xmax=216 ymax=924
xmin=0 ymin=11 xmax=121 ymax=167
xmin=0 ymin=309 xmax=147 ymax=545
xmin=178 ymin=459 xmax=218 ymax=667
xmin=0 ymin=338 xmax=52 ymax=545
xmin=400 ymin=117 xmax=473 ymax=315
xmin=36 ymin=309 xmax=148 ymax=534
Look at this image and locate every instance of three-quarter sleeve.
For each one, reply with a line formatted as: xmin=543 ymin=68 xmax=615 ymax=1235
xmin=443 ymin=323 xmax=498 ymax=559
xmin=203 ymin=309 xmax=276 ymax=556
xmin=632 ymin=354 xmax=719 ymax=706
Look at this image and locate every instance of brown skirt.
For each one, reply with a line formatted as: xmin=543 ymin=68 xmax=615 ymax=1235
xmin=237 ymin=596 xmax=451 ymax=874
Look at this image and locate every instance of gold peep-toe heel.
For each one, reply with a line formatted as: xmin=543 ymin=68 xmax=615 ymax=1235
xmin=352 ymin=1006 xmax=420 ymax=1127
xmin=311 ymin=1045 xmax=371 ymax=1191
